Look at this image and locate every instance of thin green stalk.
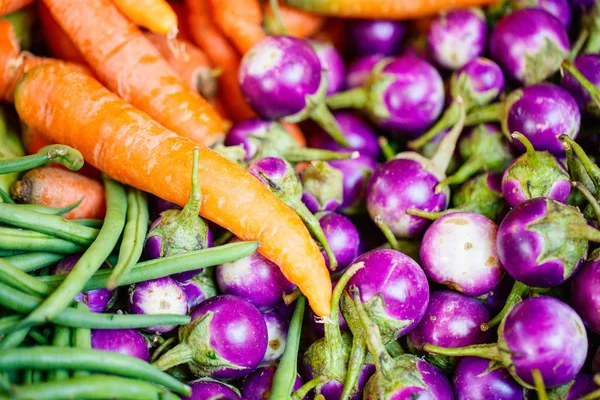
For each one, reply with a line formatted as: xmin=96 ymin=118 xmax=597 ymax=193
xmin=533 ymin=369 xmax=549 ymax=400
xmin=0 ymin=145 xmax=83 ymax=174
xmin=373 ymin=216 xmax=399 ymax=251
xmin=573 ymin=181 xmax=600 ymax=225
xmin=292 ymin=200 xmax=338 ymax=270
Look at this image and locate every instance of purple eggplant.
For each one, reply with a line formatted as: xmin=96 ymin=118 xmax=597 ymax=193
xmin=570 ymin=0 xmax=595 ymax=9
xmin=489 ymin=8 xmax=569 ymax=85
xmin=241 ymin=365 xmax=303 ymax=400
xmin=501 ymin=133 xmax=571 ymax=207
xmin=420 ymin=212 xmax=505 ymax=296
xmin=510 ymin=0 xmax=572 ymax=27
xmin=90 ymin=329 xmax=150 ymax=362
xmin=329 ymin=154 xmax=378 ymax=214
xmin=216 ymin=240 xmax=295 ymax=312
xmin=428 ymin=8 xmax=487 ymax=70
xmin=344 ymin=55 xmax=384 ymax=90
xmin=317 ymin=211 xmax=360 ymax=272
xmin=327 ymin=55 xmax=445 ymax=136
xmin=554 ymin=374 xmax=598 ymax=399
xmin=128 ymin=277 xmax=188 ymax=334
xmin=453 ymin=357 xmax=523 ymax=400
xmin=262 ymin=311 xmax=289 ymax=364
xmin=310 ymin=39 xmax=345 ymax=95
xmin=239 ymin=36 xmax=348 ymax=146
xmin=476 ymin=274 xmax=515 ymax=314
xmin=145 ymin=149 xmax=212 ymax=281
xmin=53 ymin=255 xmax=115 ymax=313
xmin=153 ymin=294 xmax=268 ymax=380
xmin=301 ymin=161 xmax=344 ymax=214
xmin=572 ymin=251 xmax=600 ymax=333
xmin=562 ymin=55 xmax=600 ymax=117
xmin=181 ymin=378 xmax=241 ymax=400
xmin=347 ymin=19 xmax=407 ymax=57
xmin=180 ymin=272 xmax=218 ymax=309
xmin=424 ymin=296 xmax=588 ymax=388
xmin=149 ymin=195 xmax=181 ymax=220
xmin=452 ymin=172 xmax=506 ymax=222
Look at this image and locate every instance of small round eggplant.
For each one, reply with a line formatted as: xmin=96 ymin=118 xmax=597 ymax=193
xmin=510 ymin=0 xmax=571 ymax=27
xmin=310 ymin=39 xmax=345 ymax=95
xmin=345 ymin=55 xmax=384 ymax=90
xmin=329 ymin=154 xmax=378 ymax=214
xmin=453 ymin=357 xmax=523 ymax=400
xmin=91 ymin=329 xmax=150 ymax=362
xmin=347 ymin=20 xmax=407 ymax=57
xmin=181 ymin=378 xmax=241 ymax=400
xmin=317 ymin=211 xmax=360 ymax=272
xmin=561 ymin=54 xmax=600 ymax=117
xmin=262 ymin=310 xmax=289 ymax=364
xmin=241 ymin=365 xmax=303 ymax=400
xmin=180 ymin=272 xmax=218 ymax=309
xmin=571 ymin=253 xmax=600 ymax=333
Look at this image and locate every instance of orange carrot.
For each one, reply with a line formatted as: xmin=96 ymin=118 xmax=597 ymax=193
xmin=185 ymin=0 xmax=256 ymax=121
xmin=43 ymin=0 xmax=225 ymax=146
xmin=38 ymin=1 xmax=86 ymax=64
xmin=282 ymin=0 xmax=498 ymax=18
xmin=112 ymin=0 xmax=178 ymax=36
xmin=208 ymin=0 xmax=265 ymax=54
xmin=281 ymin=122 xmax=307 ymax=147
xmin=264 ymin=1 xmax=324 ymax=38
xmin=169 ymin=1 xmax=192 ymax=42
xmin=0 ymin=0 xmax=33 ymax=17
xmin=144 ymin=32 xmax=218 ymax=99
xmin=11 ymin=167 xmax=106 ymax=220
xmin=15 ymin=63 xmax=332 ymax=317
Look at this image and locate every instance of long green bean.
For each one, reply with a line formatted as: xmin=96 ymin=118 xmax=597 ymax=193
xmin=0 ymin=187 xmax=14 ymax=204
xmin=19 ymin=175 xmax=127 ymax=329
xmin=2 ymin=252 xmax=64 ymax=272
xmin=0 ymin=227 xmax=85 ymax=253
xmin=47 ymin=326 xmax=71 ymax=382
xmin=72 ymin=303 xmax=91 ymax=378
xmin=0 ymin=347 xmax=190 ymax=395
xmin=73 ymin=219 xmax=104 ymax=228
xmin=0 ymin=329 xmax=29 ymax=349
xmin=18 ymin=199 xmax=83 ymax=216
xmin=0 ymin=259 xmax=50 ymax=296
xmin=0 ymin=144 xmax=83 ymax=174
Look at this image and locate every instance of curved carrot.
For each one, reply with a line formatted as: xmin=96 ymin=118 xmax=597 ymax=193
xmin=264 ymin=1 xmax=324 ymax=38
xmin=14 ymin=63 xmax=332 ymax=317
xmin=43 ymin=0 xmax=225 ymax=146
xmin=282 ymin=0 xmax=498 ymax=18
xmin=0 ymin=0 xmax=33 ymax=17
xmin=208 ymin=0 xmax=265 ymax=54
xmin=11 ymin=167 xmax=106 ymax=220
xmin=185 ymin=0 xmax=256 ymax=121
xmin=38 ymin=1 xmax=86 ymax=64
xmin=112 ymin=0 xmax=177 ymax=36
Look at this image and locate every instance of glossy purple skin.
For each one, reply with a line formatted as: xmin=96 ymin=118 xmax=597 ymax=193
xmin=90 ymin=329 xmax=149 ymax=362
xmin=224 ymin=119 xmax=274 ymax=161
xmin=512 ymin=0 xmax=571 ymax=27
xmin=329 ymin=154 xmax=377 ymax=212
xmin=318 ymin=211 xmax=360 ymax=272
xmin=477 ymin=274 xmax=515 ymax=315
xmin=420 ymin=212 xmax=504 ymax=296
xmin=572 ymin=259 xmax=600 ymax=333
xmin=262 ymin=310 xmax=288 ymax=363
xmin=302 ymin=365 xmax=343 ymax=400
xmin=457 ymin=57 xmax=505 ymax=98
xmin=239 ymin=36 xmax=322 ymax=120
xmin=496 ymin=198 xmax=583 ymax=287
xmin=378 ymin=56 xmax=445 ymax=134
xmin=301 ymin=192 xmax=339 ymax=214
xmin=311 ymin=363 xmax=375 ymax=400
xmin=565 ymin=374 xmax=597 ymax=400
xmin=350 ymin=364 xmax=377 ymax=400
xmin=345 ymin=249 xmax=430 ymax=338
xmin=308 ymin=112 xmax=380 ymax=158
xmin=417 ymin=359 xmax=455 ymax=399
xmin=149 ymin=195 xmax=180 ymax=219
xmin=248 ymin=156 xmax=289 ymax=185
xmin=348 ymin=19 xmax=407 ymax=57
xmin=216 ymin=246 xmax=295 ymax=312
xmin=489 ymin=8 xmax=569 ymax=84
xmin=507 ymin=83 xmax=580 ymax=155
xmin=128 ymin=277 xmax=188 ymax=334
xmin=310 ymin=39 xmax=345 ymax=95
xmin=408 ymin=291 xmax=491 ymax=350
xmin=345 ymin=54 xmax=384 ymax=89
xmin=366 ymin=158 xmax=448 ymax=238
xmin=453 ymin=357 xmax=522 ymax=400
xmin=241 ymin=365 xmax=303 ymax=400
xmin=562 ymin=54 xmax=600 ymax=113
xmin=501 ymin=155 xmax=571 ymax=207
xmin=182 ymin=379 xmax=241 ymax=400
xmin=190 ymin=295 xmax=268 ymax=379
xmin=428 ymin=9 xmax=487 ymax=70
xmin=180 ymin=278 xmax=212 ymax=309
xmin=501 ymin=296 xmax=588 ymax=388
xmin=53 ymin=255 xmax=114 ymax=313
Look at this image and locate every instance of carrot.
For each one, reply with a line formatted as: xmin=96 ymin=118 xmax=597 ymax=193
xmin=312 ymin=18 xmax=346 ymax=51
xmin=281 ymin=122 xmax=307 ymax=147
xmin=143 ymin=32 xmax=217 ymax=99
xmin=15 ymin=63 xmax=332 ymax=317
xmin=282 ymin=0 xmax=498 ymax=18
xmin=264 ymin=1 xmax=324 ymax=38
xmin=43 ymin=0 xmax=225 ymax=146
xmin=169 ymin=1 xmax=192 ymax=42
xmin=38 ymin=1 xmax=86 ymax=64
xmin=0 ymin=0 xmax=33 ymax=17
xmin=185 ymin=0 xmax=256 ymax=121
xmin=11 ymin=167 xmax=106 ymax=220
xmin=112 ymin=0 xmax=178 ymax=36
xmin=208 ymin=0 xmax=265 ymax=54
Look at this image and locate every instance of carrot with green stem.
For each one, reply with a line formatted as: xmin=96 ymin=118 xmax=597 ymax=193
xmin=43 ymin=0 xmax=225 ymax=146
xmin=112 ymin=0 xmax=178 ymax=36
xmin=264 ymin=0 xmax=324 ymax=38
xmin=14 ymin=63 xmax=333 ymax=317
xmin=209 ymin=0 xmax=266 ymax=54
xmin=0 ymin=0 xmax=33 ymax=17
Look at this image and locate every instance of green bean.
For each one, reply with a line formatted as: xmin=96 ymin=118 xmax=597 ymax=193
xmin=0 ymin=187 xmax=14 ymax=204
xmin=108 ymin=188 xmax=149 ymax=290
xmin=0 ymin=316 xmax=20 ymax=332
xmin=18 ymin=199 xmax=83 ymax=216
xmin=2 ymin=252 xmax=64 ymax=272
xmin=0 ymin=145 xmax=84 ymax=174
xmin=0 ymin=202 xmax=99 ymax=245
xmin=0 ymin=375 xmax=181 ymax=400
xmin=72 ymin=303 xmax=91 ymax=378
xmin=73 ymin=219 xmax=104 ymax=228
xmin=149 ymin=337 xmax=176 ymax=364
xmin=0 ymin=249 xmax=24 ymax=257
xmin=47 ymin=326 xmax=71 ymax=382
xmin=19 ymin=175 xmax=127 ymax=329
xmin=39 ymin=241 xmax=259 ymax=291
xmin=0 ymin=227 xmax=85 ymax=254
xmin=0 ymin=328 xmax=29 ymax=349
xmin=0 ymin=259 xmax=50 ymax=296
xmin=0 ymin=347 xmax=190 ymax=395
xmin=27 ymin=329 xmax=49 ymax=345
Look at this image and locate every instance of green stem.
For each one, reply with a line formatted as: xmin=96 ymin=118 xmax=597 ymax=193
xmin=568 ymin=223 xmax=600 ymax=242
xmin=511 ymin=132 xmax=535 ymax=156
xmin=267 ymin=0 xmax=289 ymax=35
xmin=532 ymin=369 xmax=549 ymax=400
xmin=291 ymin=376 xmax=326 ymax=400
xmin=464 ymin=102 xmax=503 ymax=126
xmin=339 ymin=334 xmax=366 ymax=400
xmin=178 ymin=148 xmax=202 ymax=223
xmin=559 ymin=134 xmax=600 ymax=192
xmin=0 ymin=227 xmax=85 ymax=254
xmin=47 ymin=326 xmax=71 ymax=382
xmin=481 ymin=281 xmax=530 ymax=331
xmin=431 ymin=96 xmax=466 ymax=175
xmin=562 ymin=60 xmax=600 ymax=112
xmin=292 ymin=200 xmax=338 ymax=270
xmin=405 ymin=207 xmax=452 ymax=220
xmin=310 ymin=102 xmax=350 ymax=147
xmin=409 ymin=101 xmax=459 ymax=150
xmin=569 ymin=28 xmax=589 ymax=61
xmin=284 ymin=147 xmax=353 ymax=163
xmin=436 ymin=156 xmax=485 ymax=193
xmin=151 ymin=342 xmax=192 ymax=372
xmin=0 ymin=258 xmax=50 ymax=296
xmin=2 ymin=252 xmax=64 ymax=272
xmin=373 ymin=216 xmax=399 ymax=251
xmin=213 ymin=230 xmax=234 ymax=246
xmin=72 ymin=303 xmax=91 ymax=378
xmin=579 ymin=389 xmax=600 ymax=400
xmin=423 ymin=343 xmax=502 ymax=361
xmin=326 ymin=87 xmax=368 ymax=111
xmin=149 ymin=336 xmax=176 ymax=364
xmin=573 ymin=181 xmax=600 ymax=225
xmin=0 ymin=188 xmax=13 ymax=204
xmin=0 ymin=145 xmax=84 ymax=174
xmin=564 ymin=141 xmax=595 ymax=194
xmin=379 ymin=137 xmax=395 ymax=161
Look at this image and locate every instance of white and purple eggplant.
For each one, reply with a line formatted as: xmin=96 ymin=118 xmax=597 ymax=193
xmin=476 ymin=274 xmax=515 ymax=315
xmin=562 ymin=55 xmax=600 ymax=117
xmin=301 ymin=161 xmax=344 ymax=214
xmin=241 ymin=365 xmax=303 ymax=400
xmin=424 ymin=296 xmax=588 ymax=389
xmin=344 ymin=55 xmax=384 ymax=90
xmin=571 ymin=250 xmax=600 ymax=333
xmin=239 ymin=35 xmax=349 ymax=146
xmin=153 ymin=294 xmax=268 ymax=380
xmin=180 ymin=272 xmax=218 ymax=309
xmin=511 ymin=0 xmax=571 ymax=27
xmin=310 ymin=39 xmax=345 ymax=96
xmin=453 ymin=357 xmax=524 ymax=400
xmin=262 ymin=311 xmax=289 ymax=364
xmin=427 ymin=8 xmax=487 ymax=70
xmin=317 ymin=211 xmax=360 ymax=272
xmin=347 ymin=19 xmax=407 ymax=57
xmin=419 ymin=212 xmax=505 ymax=296
xmin=181 ymin=378 xmax=241 ymax=400
xmin=90 ymin=329 xmax=150 ymax=362
xmin=329 ymin=154 xmax=378 ymax=214
xmin=489 ymin=8 xmax=569 ymax=85
xmin=128 ymin=276 xmax=188 ymax=334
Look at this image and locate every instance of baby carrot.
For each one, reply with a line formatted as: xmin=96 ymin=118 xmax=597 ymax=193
xmin=264 ymin=1 xmax=324 ymax=38
xmin=43 ymin=0 xmax=225 ymax=146
xmin=11 ymin=167 xmax=106 ymax=220
xmin=14 ymin=63 xmax=332 ymax=317
xmin=112 ymin=0 xmax=178 ymax=36
xmin=185 ymin=0 xmax=256 ymax=121
xmin=208 ymin=0 xmax=265 ymax=54
xmin=38 ymin=1 xmax=86 ymax=64
xmin=0 ymin=0 xmax=33 ymax=17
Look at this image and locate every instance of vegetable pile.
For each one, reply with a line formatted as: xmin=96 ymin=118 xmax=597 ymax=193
xmin=0 ymin=0 xmax=599 ymax=399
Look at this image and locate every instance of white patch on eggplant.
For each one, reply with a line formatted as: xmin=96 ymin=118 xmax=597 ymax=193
xmin=262 ymin=314 xmax=286 ymax=363
xmin=448 ymin=317 xmax=476 ymax=336
xmin=227 ymin=320 xmax=250 ymax=344
xmin=138 ymin=282 xmax=187 ymax=316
